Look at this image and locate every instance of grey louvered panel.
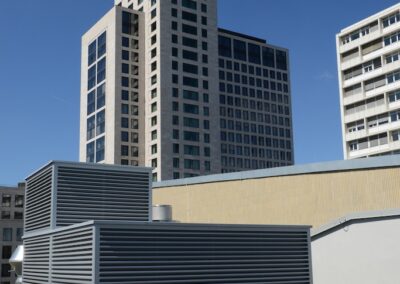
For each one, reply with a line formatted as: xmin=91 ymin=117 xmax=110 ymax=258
xmin=99 ymin=224 xmax=311 ymax=284
xmin=25 ymin=166 xmax=53 ymax=232
xmin=51 ymin=225 xmax=94 ymax=284
xmin=56 ymin=166 xmax=150 ymax=226
xmin=23 ymin=235 xmax=50 ymax=284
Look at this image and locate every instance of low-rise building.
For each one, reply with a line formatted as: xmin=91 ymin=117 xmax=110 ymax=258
xmin=153 ymin=155 xmax=400 ymax=227
xmin=0 ymin=183 xmax=24 ymax=284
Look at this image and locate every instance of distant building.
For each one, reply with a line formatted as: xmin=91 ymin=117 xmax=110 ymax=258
xmin=337 ymin=3 xmax=400 ymax=159
xmin=312 ymin=209 xmax=400 ymax=284
xmin=0 ymin=183 xmax=24 ymax=284
xmin=79 ymin=0 xmax=294 ymax=181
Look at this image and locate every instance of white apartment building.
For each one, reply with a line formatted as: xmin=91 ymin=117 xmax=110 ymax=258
xmin=80 ymin=0 xmax=293 ymax=181
xmin=337 ymin=3 xmax=400 ymax=159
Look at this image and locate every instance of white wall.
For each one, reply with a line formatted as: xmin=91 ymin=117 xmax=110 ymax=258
xmin=312 ymin=218 xmax=400 ymax=284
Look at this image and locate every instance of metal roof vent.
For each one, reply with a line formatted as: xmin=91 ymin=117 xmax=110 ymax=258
xmin=152 ymin=205 xmax=172 ymax=222
xmin=9 ymin=245 xmax=23 ymax=284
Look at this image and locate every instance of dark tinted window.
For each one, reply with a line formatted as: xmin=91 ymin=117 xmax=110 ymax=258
xmin=219 ymin=36 xmax=232 ymax=58
xmin=122 ymin=11 xmax=138 ymax=35
xmin=276 ymin=50 xmax=287 ymax=70
xmin=248 ymin=43 xmax=261 ymax=64
xmin=233 ymin=39 xmax=247 ymax=61
xmin=262 ymin=47 xmax=275 ymax=67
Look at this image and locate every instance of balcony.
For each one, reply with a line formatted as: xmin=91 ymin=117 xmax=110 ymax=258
xmin=344 ymin=102 xmax=387 ymax=124
xmin=339 ymin=25 xmax=380 ymax=54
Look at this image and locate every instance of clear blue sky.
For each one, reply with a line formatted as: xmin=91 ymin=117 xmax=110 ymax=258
xmin=0 ymin=0 xmax=398 ymax=185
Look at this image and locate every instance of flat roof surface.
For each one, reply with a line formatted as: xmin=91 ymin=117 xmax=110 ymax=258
xmin=338 ymin=2 xmax=400 ymax=35
xmin=218 ymin=28 xmax=267 ymax=44
xmin=154 ymin=155 xmax=400 ymax=188
xmin=26 ymin=160 xmax=152 ymax=180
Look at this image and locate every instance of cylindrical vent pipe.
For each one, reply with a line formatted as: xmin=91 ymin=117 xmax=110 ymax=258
xmin=152 ymin=205 xmax=173 ymax=222
xmin=9 ymin=245 xmax=23 ymax=284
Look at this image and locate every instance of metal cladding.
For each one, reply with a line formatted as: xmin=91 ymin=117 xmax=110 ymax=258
xmin=23 ymin=221 xmax=311 ymax=284
xmin=24 ymin=161 xmax=152 ymax=233
xmin=152 ymin=204 xmax=173 ymax=222
xmin=23 ymin=161 xmax=312 ymax=283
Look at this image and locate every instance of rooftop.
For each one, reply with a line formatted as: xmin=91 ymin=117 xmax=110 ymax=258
xmin=154 ymin=155 xmax=400 ymax=188
xmin=338 ymin=2 xmax=400 ymax=35
xmin=218 ymin=28 xmax=267 ymax=44
xmin=311 ymin=208 xmax=400 ymax=240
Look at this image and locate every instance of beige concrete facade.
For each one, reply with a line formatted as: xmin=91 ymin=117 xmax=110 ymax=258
xmin=81 ymin=0 xmax=294 ymax=182
xmin=80 ymin=6 xmax=145 ymax=167
xmin=153 ymin=156 xmax=400 ymax=228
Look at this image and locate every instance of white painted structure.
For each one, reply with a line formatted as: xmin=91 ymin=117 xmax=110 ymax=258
xmin=312 ymin=209 xmax=400 ymax=284
xmin=337 ymin=3 xmax=400 ymax=159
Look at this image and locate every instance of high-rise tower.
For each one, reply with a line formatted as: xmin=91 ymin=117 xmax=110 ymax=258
xmin=337 ymin=3 xmax=400 ymax=159
xmin=80 ymin=0 xmax=294 ymax=181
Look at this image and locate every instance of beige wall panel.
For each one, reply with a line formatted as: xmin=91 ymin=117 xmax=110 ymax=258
xmin=154 ymin=168 xmax=400 ymax=227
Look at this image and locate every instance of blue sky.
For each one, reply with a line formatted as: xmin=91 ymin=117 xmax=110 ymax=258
xmin=0 ymin=0 xmax=398 ymax=185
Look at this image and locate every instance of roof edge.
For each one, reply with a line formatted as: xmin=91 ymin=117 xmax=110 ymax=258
xmin=311 ymin=208 xmax=400 ymax=239
xmin=154 ymin=155 xmax=400 ymax=188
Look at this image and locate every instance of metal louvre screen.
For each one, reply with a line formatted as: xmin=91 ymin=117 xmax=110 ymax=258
xmin=23 ymin=235 xmax=50 ymax=283
xmin=99 ymin=223 xmax=311 ymax=284
xmin=56 ymin=165 xmax=150 ymax=226
xmin=51 ymin=225 xmax=94 ymax=284
xmin=25 ymin=166 xmax=53 ymax=232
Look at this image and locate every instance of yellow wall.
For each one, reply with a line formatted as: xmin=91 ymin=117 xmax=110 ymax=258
xmin=153 ymin=168 xmax=400 ymax=228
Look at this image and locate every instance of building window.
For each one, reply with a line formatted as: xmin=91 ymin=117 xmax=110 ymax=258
xmin=96 ymin=110 xmax=105 ymax=135
xmin=97 ymin=57 xmax=106 ymax=83
xmin=1 ymin=263 xmax=11 ymax=277
xmin=122 ymin=11 xmax=139 ymax=36
xmin=183 ymin=90 xmax=198 ymax=101
xmin=2 ymin=246 xmax=12 ymax=260
xmin=14 ymin=211 xmax=23 ymax=220
xmin=383 ymin=12 xmax=400 ymax=28
xmin=88 ymin=65 xmax=96 ymax=90
xmin=384 ymin=31 xmax=400 ymax=46
xmin=97 ymin=31 xmax=107 ymax=58
xmin=16 ymin=228 xmax=23 ymax=242
xmin=182 ymin=23 xmax=197 ymax=35
xmin=233 ymin=39 xmax=247 ymax=61
xmin=88 ymin=40 xmax=97 ymax=66
xmin=121 ymin=145 xmax=129 ymax=156
xmin=131 ymin=132 xmax=139 ymax=143
xmin=2 ymin=228 xmax=12 ymax=242
xmin=389 ymin=89 xmax=400 ymax=103
xmin=182 ymin=0 xmax=197 ymax=10
xmin=86 ymin=142 xmax=95 ymax=162
xmin=173 ymin=158 xmax=180 ymax=168
xmin=1 ymin=211 xmax=10 ymax=220
xmin=96 ymin=137 xmax=105 ymax=162
xmin=97 ymin=83 xmax=106 ymax=109
xmin=184 ymin=145 xmax=200 ymax=156
xmin=184 ymin=159 xmax=200 ymax=170
xmin=182 ymin=36 xmax=197 ymax=48
xmin=2 ymin=195 xmax=11 ymax=207
xmin=15 ymin=195 xmax=23 ymax=208
xmin=182 ymin=11 xmax=197 ymax=22
xmin=87 ymin=90 xmax=96 ymax=115
xmin=149 ymin=144 xmax=157 ymax=155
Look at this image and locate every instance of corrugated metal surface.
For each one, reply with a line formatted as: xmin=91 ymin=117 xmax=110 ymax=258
xmin=23 ymin=235 xmax=50 ymax=283
xmin=99 ymin=223 xmax=311 ymax=284
xmin=153 ymin=168 xmax=400 ymax=227
xmin=25 ymin=166 xmax=53 ymax=232
xmin=56 ymin=166 xmax=150 ymax=225
xmin=51 ymin=225 xmax=94 ymax=284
